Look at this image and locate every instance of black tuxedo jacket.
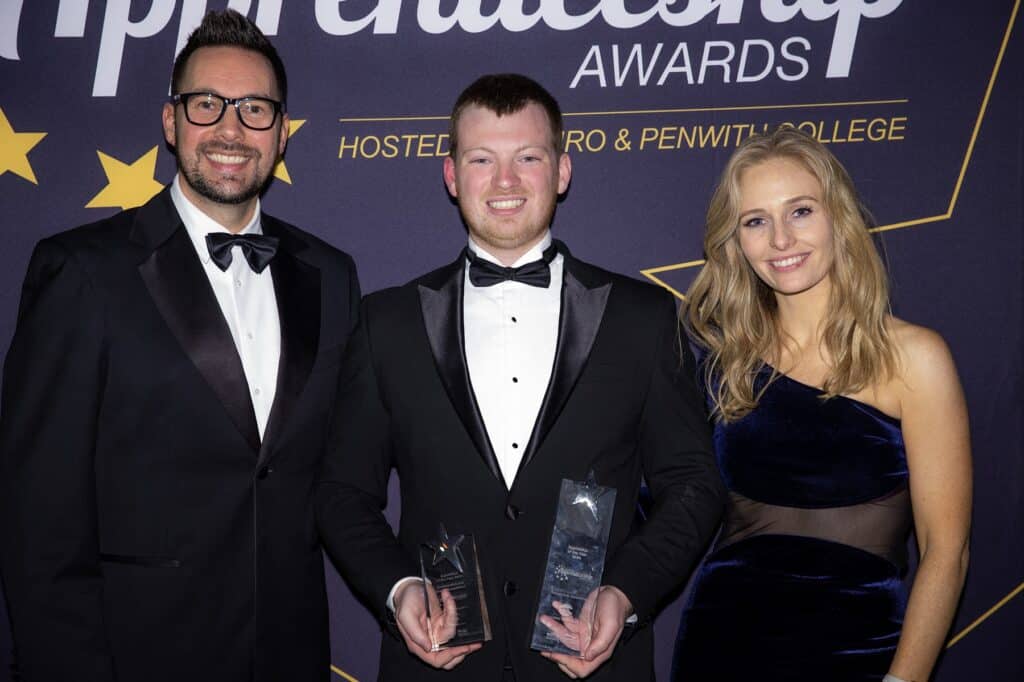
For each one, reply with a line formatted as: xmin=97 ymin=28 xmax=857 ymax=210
xmin=316 ymin=244 xmax=724 ymax=682
xmin=0 ymin=189 xmax=359 ymax=682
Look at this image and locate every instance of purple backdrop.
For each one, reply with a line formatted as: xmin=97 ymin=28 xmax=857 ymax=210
xmin=1 ymin=1 xmax=1021 ymax=680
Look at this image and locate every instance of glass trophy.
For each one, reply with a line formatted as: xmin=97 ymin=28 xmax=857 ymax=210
xmin=419 ymin=523 xmax=491 ymax=650
xmin=530 ymin=474 xmax=617 ymax=656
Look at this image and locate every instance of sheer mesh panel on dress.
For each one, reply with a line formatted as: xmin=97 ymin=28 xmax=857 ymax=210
xmin=718 ymin=485 xmax=913 ymax=570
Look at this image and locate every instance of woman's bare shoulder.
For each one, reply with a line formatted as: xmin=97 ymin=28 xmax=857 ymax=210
xmin=887 ymin=316 xmax=960 ymax=399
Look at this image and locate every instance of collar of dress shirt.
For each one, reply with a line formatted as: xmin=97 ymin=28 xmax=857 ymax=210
xmin=170 ymin=174 xmax=264 ymax=265
xmin=466 ymin=230 xmax=553 ymax=268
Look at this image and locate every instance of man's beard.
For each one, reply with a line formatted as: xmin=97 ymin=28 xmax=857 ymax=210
xmin=178 ymin=142 xmax=268 ymax=205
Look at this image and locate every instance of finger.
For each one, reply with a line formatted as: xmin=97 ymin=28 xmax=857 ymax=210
xmin=396 ymin=613 xmax=434 ymax=654
xmin=544 ymin=651 xmax=582 ymax=667
xmin=555 ymin=600 xmax=592 ymax=650
xmin=436 ymin=642 xmax=482 ymax=670
xmin=399 ymin=627 xmax=435 ymax=657
xmin=400 ymin=634 xmax=440 ymax=666
xmin=539 ymin=615 xmax=572 ymax=638
xmin=422 ymin=583 xmax=449 ymax=649
xmin=436 ymin=638 xmax=475 ymax=655
xmin=552 ymin=600 xmax=576 ymax=622
xmin=547 ymin=648 xmax=605 ymax=678
xmin=437 ymin=589 xmax=459 ymax=643
xmin=539 ymin=615 xmax=580 ymax=651
xmin=441 ymin=654 xmax=465 ymax=670
xmin=558 ymin=663 xmax=579 ymax=679
xmin=395 ymin=587 xmax=435 ymax=653
xmin=583 ymin=619 xmax=620 ymax=662
xmin=424 ymin=582 xmax=442 ymax=618
xmin=583 ymin=591 xmax=627 ymax=661
xmin=429 ymin=616 xmax=454 ymax=648
xmin=580 ymin=590 xmax=599 ymax=620
xmin=436 ymin=642 xmax=481 ymax=659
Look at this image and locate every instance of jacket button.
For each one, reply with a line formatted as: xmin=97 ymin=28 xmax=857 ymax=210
xmin=505 ymin=504 xmax=521 ymax=520
xmin=504 ymin=581 xmax=517 ymax=597
xmin=257 ymin=466 xmax=271 ymax=480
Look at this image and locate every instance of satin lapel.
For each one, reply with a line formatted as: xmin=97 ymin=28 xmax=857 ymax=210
xmin=518 ymin=256 xmax=611 ymax=473
xmin=418 ymin=261 xmax=504 ymax=485
xmin=138 ymin=226 xmax=261 ymax=453
xmin=259 ymin=245 xmax=320 ymax=465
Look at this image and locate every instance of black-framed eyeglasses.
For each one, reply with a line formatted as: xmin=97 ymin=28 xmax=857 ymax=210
xmin=171 ymin=92 xmax=283 ymax=131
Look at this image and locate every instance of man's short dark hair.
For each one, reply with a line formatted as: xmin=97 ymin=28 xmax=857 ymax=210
xmin=171 ymin=10 xmax=288 ymax=108
xmin=448 ymin=73 xmax=563 ymax=157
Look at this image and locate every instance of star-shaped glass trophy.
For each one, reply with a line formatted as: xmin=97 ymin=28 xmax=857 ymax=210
xmin=419 ymin=523 xmax=491 ymax=650
xmin=531 ymin=472 xmax=617 ymax=656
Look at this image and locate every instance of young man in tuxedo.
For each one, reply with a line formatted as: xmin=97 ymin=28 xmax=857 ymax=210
xmin=0 ymin=11 xmax=359 ymax=682
xmin=317 ymin=73 xmax=724 ymax=681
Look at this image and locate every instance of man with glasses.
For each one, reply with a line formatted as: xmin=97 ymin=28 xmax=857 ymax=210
xmin=0 ymin=10 xmax=358 ymax=682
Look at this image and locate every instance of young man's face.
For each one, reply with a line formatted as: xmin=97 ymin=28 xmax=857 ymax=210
xmin=444 ymin=103 xmax=571 ymax=264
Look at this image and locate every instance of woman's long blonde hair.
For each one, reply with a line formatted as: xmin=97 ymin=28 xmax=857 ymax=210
xmin=686 ymin=126 xmax=896 ymax=422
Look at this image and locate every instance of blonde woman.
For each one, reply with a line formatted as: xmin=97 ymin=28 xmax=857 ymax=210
xmin=672 ymin=127 xmax=971 ymax=682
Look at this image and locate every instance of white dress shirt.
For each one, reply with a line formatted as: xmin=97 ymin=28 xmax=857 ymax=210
xmin=464 ymin=231 xmax=562 ymax=488
xmin=170 ymin=175 xmax=281 ymax=440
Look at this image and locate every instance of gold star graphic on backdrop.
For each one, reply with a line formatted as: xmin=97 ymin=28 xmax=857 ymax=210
xmin=0 ymin=107 xmax=47 ymax=184
xmin=273 ymin=119 xmax=306 ymax=184
xmin=86 ymin=147 xmax=165 ymax=210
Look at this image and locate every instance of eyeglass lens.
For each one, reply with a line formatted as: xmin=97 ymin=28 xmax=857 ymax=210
xmin=184 ymin=94 xmax=277 ymax=130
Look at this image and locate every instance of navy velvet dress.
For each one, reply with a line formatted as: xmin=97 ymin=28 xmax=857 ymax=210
xmin=672 ymin=366 xmax=911 ymax=681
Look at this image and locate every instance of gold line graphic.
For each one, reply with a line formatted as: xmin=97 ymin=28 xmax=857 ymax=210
xmin=873 ymin=0 xmax=1019 ymax=234
xmin=947 ymin=580 xmax=1024 ymax=648
xmin=642 ymin=0 xmax=1020 ymax=294
xmin=339 ymin=98 xmax=908 ymax=123
xmin=945 ymin=0 xmax=1019 ymax=217
xmin=331 ymin=664 xmax=360 ymax=681
xmin=640 ymin=258 xmax=708 ymax=299
xmin=567 ymin=99 xmax=907 ymax=118
xmin=642 ymin=258 xmax=708 ymax=275
xmin=340 ymin=115 xmax=450 ymax=123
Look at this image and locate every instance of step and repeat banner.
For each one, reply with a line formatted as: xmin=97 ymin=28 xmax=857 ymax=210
xmin=1 ymin=1 xmax=1021 ymax=680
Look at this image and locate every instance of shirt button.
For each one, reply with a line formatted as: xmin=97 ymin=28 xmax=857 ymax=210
xmin=512 ymin=377 xmax=518 ymax=383
xmin=512 ymin=442 xmax=518 ymax=449
xmin=234 ymin=279 xmax=242 ymax=288
xmin=253 ymin=387 xmax=261 ymax=396
xmin=511 ymin=316 xmax=517 ymax=323
xmin=246 ymin=332 xmax=254 ymax=340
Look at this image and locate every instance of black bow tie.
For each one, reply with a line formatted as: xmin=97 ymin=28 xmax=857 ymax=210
xmin=465 ymin=243 xmax=558 ymax=288
xmin=205 ymin=233 xmax=279 ymax=274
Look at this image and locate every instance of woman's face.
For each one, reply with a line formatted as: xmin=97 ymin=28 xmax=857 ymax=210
xmin=735 ymin=157 xmax=835 ymax=301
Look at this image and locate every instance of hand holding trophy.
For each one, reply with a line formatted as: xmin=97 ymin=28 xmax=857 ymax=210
xmin=392 ymin=523 xmax=491 ymax=669
xmin=532 ymin=474 xmax=631 ymax=678
xmin=393 ymin=580 xmax=479 ymax=670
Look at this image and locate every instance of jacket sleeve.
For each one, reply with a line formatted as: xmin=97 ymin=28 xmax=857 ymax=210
xmin=0 ymin=238 xmax=117 ymax=681
xmin=602 ymin=292 xmax=726 ymax=624
xmin=315 ymin=297 xmax=418 ymax=627
xmin=343 ymin=251 xmax=361 ymax=335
